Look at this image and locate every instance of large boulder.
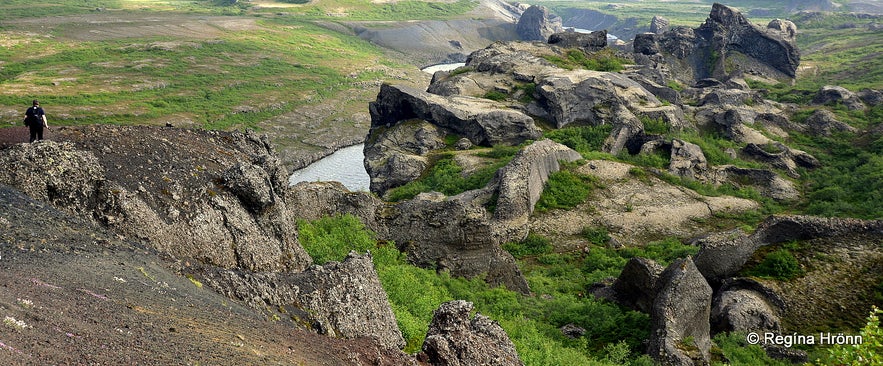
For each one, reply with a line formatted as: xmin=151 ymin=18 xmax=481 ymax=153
xmin=516 ymin=5 xmax=563 ymax=41
xmin=369 ymin=84 xmax=541 ymax=148
xmin=812 ymin=85 xmax=866 ymax=111
xmin=363 ymin=119 xmax=446 ymax=196
xmin=492 ymin=139 xmax=583 ymax=242
xmin=418 ymin=300 xmax=523 ymax=366
xmin=547 ymin=30 xmax=607 ymax=51
xmin=385 ymin=191 xmax=530 ymax=294
xmin=708 ymin=165 xmax=800 ymax=201
xmin=648 ymin=257 xmax=713 ymax=366
xmin=692 ymin=228 xmax=756 ymax=283
xmin=668 ymin=139 xmax=708 ymax=179
xmin=767 ymin=19 xmax=797 ymax=40
xmin=596 ymin=257 xmax=665 ymax=312
xmin=803 ymin=109 xmax=858 ymax=136
xmin=651 ymin=16 xmax=671 ymax=34
xmin=711 ymin=279 xmax=784 ymax=334
xmin=205 ymin=252 xmax=406 ymax=350
xmin=535 ymin=69 xmax=682 ymax=131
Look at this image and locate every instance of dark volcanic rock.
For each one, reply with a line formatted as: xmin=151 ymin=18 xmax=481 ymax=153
xmin=693 ymin=228 xmax=756 ymax=283
xmin=643 ymin=3 xmax=800 ymax=83
xmin=547 ymin=30 xmax=607 ymax=51
xmin=369 ymin=84 xmax=541 ymax=147
xmin=597 ymin=257 xmax=665 ymax=313
xmin=516 ymin=5 xmax=563 ymax=41
xmin=205 ymin=252 xmax=406 ymax=350
xmin=0 ymin=133 xmax=313 ymax=273
xmin=812 ymin=85 xmax=867 ymax=111
xmin=648 ymin=258 xmax=713 ymax=366
xmin=492 ymin=139 xmax=583 ymax=243
xmin=418 ymin=300 xmax=524 ymax=366
xmin=651 ymin=16 xmax=671 ymax=34
xmin=711 ymin=279 xmax=784 ymax=334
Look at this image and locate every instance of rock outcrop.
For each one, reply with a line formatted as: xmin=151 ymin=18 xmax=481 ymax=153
xmin=516 ymin=5 xmax=563 ymax=41
xmin=594 ymin=257 xmax=664 ymax=312
xmin=547 ymin=30 xmax=608 ymax=52
xmin=297 ymin=139 xmax=582 ymax=294
xmin=418 ymin=300 xmax=524 ymax=366
xmin=0 ymin=133 xmax=312 ymax=273
xmin=648 ymin=258 xmax=713 ymax=366
xmin=711 ymin=279 xmax=784 ymax=334
xmin=804 ymin=109 xmax=859 ymax=136
xmin=812 ymin=85 xmax=867 ymax=110
xmin=491 ymin=139 xmax=583 ymax=242
xmin=204 ymin=252 xmax=406 ymax=349
xmin=651 ymin=16 xmax=671 ymax=34
xmin=636 ymin=3 xmax=800 ymax=83
xmin=366 ymin=84 xmax=542 ymax=196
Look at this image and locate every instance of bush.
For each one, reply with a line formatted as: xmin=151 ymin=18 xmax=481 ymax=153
xmin=746 ymin=249 xmax=803 ymax=280
xmin=545 ymin=125 xmax=613 ymax=157
xmin=582 ymin=227 xmax=611 ymax=246
xmin=813 ymin=306 xmax=883 ymax=365
xmin=504 ymin=233 xmax=554 ymax=258
xmin=535 ymin=170 xmax=598 ymax=211
xmin=297 ymin=214 xmax=378 ymax=265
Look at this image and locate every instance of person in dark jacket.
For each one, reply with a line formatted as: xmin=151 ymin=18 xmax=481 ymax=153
xmin=24 ymin=99 xmax=48 ymax=143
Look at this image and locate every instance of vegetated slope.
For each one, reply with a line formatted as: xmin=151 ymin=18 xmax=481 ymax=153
xmin=0 ymin=1 xmax=431 ymax=169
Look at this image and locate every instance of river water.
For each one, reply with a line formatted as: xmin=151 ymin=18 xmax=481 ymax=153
xmin=288 ymin=144 xmax=370 ymax=192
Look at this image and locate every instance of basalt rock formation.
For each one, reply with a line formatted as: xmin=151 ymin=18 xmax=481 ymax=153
xmin=635 ymin=3 xmax=800 ymax=83
xmin=516 ymin=5 xmax=563 ymax=41
xmin=203 ymin=252 xmax=406 ymax=349
xmin=303 ymin=139 xmax=584 ymax=294
xmin=0 ymin=130 xmax=311 ymax=273
xmin=648 ymin=258 xmax=713 ymax=366
xmin=418 ymin=300 xmax=524 ymax=366
xmin=0 ymin=127 xmax=526 ymax=363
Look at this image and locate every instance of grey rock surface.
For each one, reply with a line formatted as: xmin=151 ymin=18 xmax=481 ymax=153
xmin=599 ymin=257 xmax=665 ymax=313
xmin=547 ymin=30 xmax=607 ymax=51
xmin=804 ymin=109 xmax=859 ymax=136
xmin=204 ymin=252 xmax=406 ymax=350
xmin=516 ymin=5 xmax=563 ymax=41
xmin=813 ymin=85 xmax=866 ymax=111
xmin=418 ymin=300 xmax=524 ymax=366
xmin=0 ymin=131 xmax=313 ymax=273
xmin=711 ymin=288 xmax=781 ymax=334
xmin=651 ymin=16 xmax=671 ymax=34
xmin=648 ymin=257 xmax=713 ymax=366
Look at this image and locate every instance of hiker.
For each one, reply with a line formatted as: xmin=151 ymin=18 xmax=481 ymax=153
xmin=24 ymin=99 xmax=48 ymax=143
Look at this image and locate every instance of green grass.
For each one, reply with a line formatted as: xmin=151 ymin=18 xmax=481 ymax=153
xmin=296 ymin=215 xmax=656 ymax=364
xmin=0 ymin=17 xmax=394 ymax=130
xmin=385 ymin=148 xmax=518 ymax=202
xmin=542 ymin=48 xmax=628 ymax=72
xmin=535 ymin=170 xmax=600 ymax=212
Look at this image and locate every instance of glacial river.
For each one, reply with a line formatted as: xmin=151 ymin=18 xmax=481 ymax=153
xmin=288 ymin=144 xmax=370 ymax=192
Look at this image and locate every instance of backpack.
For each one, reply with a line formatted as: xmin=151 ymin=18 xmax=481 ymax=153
xmin=25 ymin=107 xmax=42 ymax=127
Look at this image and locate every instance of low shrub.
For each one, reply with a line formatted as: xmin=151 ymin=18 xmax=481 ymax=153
xmin=535 ymin=170 xmax=598 ymax=211
xmin=504 ymin=233 xmax=554 ymax=258
xmin=745 ymin=249 xmax=804 ymax=281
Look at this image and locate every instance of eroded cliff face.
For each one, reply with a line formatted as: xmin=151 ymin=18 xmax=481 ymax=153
xmin=0 ymin=126 xmax=311 ymax=273
xmin=0 ymin=128 xmax=406 ymax=361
